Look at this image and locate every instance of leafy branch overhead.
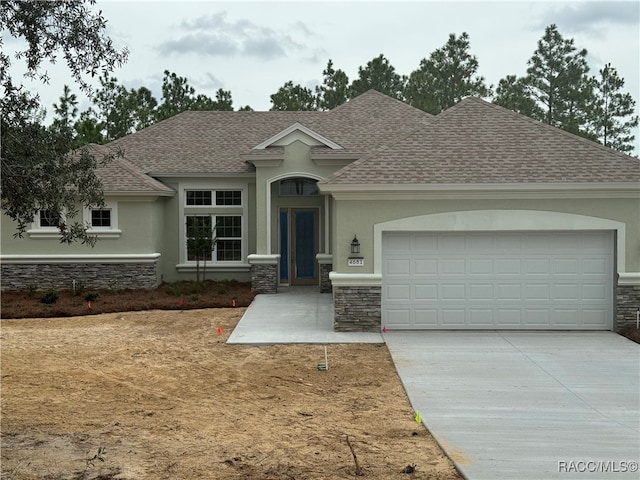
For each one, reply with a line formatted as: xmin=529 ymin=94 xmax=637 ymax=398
xmin=0 ymin=0 xmax=128 ymax=244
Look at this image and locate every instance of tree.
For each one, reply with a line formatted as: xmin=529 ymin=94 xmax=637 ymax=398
xmin=587 ymin=63 xmax=638 ymax=153
xmin=129 ymin=86 xmax=158 ymax=130
xmin=406 ymin=32 xmax=491 ymax=114
xmin=155 ymin=70 xmax=230 ymax=119
xmin=349 ymin=54 xmax=405 ymax=100
xmin=74 ymin=108 xmax=105 ymax=146
xmin=526 ymin=24 xmax=594 ymax=135
xmin=316 ymin=59 xmax=349 ymax=110
xmin=93 ymin=72 xmax=133 ymax=141
xmin=493 ymin=75 xmax=543 ymax=118
xmin=51 ymin=85 xmax=79 ymax=137
xmin=186 ymin=217 xmax=217 ymax=283
xmin=212 ymin=88 xmax=233 ymax=111
xmin=1 ymin=0 xmax=128 ymax=243
xmin=269 ymin=80 xmax=317 ymax=111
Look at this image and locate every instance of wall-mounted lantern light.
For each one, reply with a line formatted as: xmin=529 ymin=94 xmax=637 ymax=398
xmin=350 ymin=235 xmax=360 ymax=255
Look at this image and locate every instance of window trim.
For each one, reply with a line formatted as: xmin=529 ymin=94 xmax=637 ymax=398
xmin=185 ymin=189 xmax=243 ymax=207
xmin=186 ymin=215 xmax=214 ymax=262
xmin=84 ymin=201 xmax=121 ymax=238
xmin=214 ymin=214 xmax=242 ymax=262
xmin=26 ymin=209 xmax=67 ymax=238
xmin=184 ymin=213 xmax=243 ymax=265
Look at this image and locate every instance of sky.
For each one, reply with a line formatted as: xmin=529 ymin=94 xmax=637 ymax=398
xmin=5 ymin=0 xmax=640 ymax=148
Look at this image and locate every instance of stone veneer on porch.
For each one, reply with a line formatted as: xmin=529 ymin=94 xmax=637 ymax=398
xmin=248 ymin=254 xmax=279 ymax=294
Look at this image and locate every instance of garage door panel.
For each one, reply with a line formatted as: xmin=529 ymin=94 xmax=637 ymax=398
xmin=441 ymin=284 xmax=466 ymax=300
xmin=442 ymin=309 xmax=465 ymax=325
xmin=497 ymin=284 xmax=522 ymax=300
xmin=386 ymin=258 xmax=411 ymax=276
xmin=438 ymin=234 xmax=466 ymax=251
xmin=525 ymin=233 xmax=553 ymax=250
xmin=470 ymin=283 xmax=494 ymax=299
xmin=413 ymin=235 xmax=438 ymax=250
xmin=414 ymin=259 xmax=438 ymax=275
xmin=582 ymin=232 xmax=611 ymax=250
xmin=385 ymin=234 xmax=411 ymax=251
xmin=440 ymin=259 xmax=466 ymax=275
xmin=554 ymin=309 xmax=580 ymax=326
xmin=583 ymin=258 xmax=607 ymax=275
xmin=414 ymin=309 xmax=438 ymax=326
xmin=496 ymin=234 xmax=523 ymax=251
xmin=525 ymin=258 xmax=550 ymax=275
xmin=385 ymin=308 xmax=411 ymax=328
xmin=382 ymin=231 xmax=613 ymax=330
xmin=526 ymin=309 xmax=551 ymax=326
xmin=496 ymin=258 xmax=521 ymax=275
xmin=386 ymin=284 xmax=411 ymax=300
xmin=468 ymin=234 xmax=494 ymax=251
xmin=497 ymin=309 xmax=522 ymax=326
xmin=554 ymin=284 xmax=579 ymax=300
xmin=583 ymin=284 xmax=607 ymax=301
xmin=525 ymin=284 xmax=550 ymax=300
xmin=554 ymin=258 xmax=580 ymax=275
xmin=470 ymin=259 xmax=493 ymax=275
xmin=415 ymin=284 xmax=437 ymax=300
xmin=470 ymin=309 xmax=494 ymax=326
xmin=583 ymin=309 xmax=608 ymax=326
xmin=551 ymin=233 xmax=578 ymax=251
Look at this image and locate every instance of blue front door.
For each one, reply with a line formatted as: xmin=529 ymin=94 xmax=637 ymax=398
xmin=279 ymin=208 xmax=318 ymax=285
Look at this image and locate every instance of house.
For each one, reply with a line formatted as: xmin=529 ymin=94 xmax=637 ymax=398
xmin=2 ymin=90 xmax=639 ymax=332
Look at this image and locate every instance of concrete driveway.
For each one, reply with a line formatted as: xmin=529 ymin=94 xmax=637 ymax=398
xmin=384 ymin=331 xmax=640 ymax=480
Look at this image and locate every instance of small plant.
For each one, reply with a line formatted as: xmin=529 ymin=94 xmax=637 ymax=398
xmin=84 ymin=292 xmax=99 ymax=302
xmin=190 ymin=294 xmax=199 ymax=301
xmin=26 ymin=284 xmax=38 ymax=297
xmin=86 ymin=445 xmax=106 ymax=468
xmin=40 ymin=290 xmax=59 ymax=304
xmin=72 ymin=280 xmax=85 ymax=296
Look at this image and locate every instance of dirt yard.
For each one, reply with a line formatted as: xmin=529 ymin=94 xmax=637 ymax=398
xmin=1 ymin=308 xmax=461 ymax=480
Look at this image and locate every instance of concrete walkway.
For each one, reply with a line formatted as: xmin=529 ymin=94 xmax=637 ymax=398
xmin=385 ymin=331 xmax=640 ymax=480
xmin=227 ymin=287 xmax=383 ymax=344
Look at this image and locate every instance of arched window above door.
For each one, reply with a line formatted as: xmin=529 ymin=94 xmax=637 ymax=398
xmin=279 ymin=177 xmax=319 ymax=196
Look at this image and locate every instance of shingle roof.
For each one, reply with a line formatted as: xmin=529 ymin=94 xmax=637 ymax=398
xmin=322 ymin=97 xmax=640 ymax=185
xmin=108 ymin=90 xmax=432 ymax=175
xmin=81 ymin=144 xmax=174 ymax=194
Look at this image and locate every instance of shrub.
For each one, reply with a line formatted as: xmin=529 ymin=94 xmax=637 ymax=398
xmin=40 ymin=290 xmax=59 ymax=304
xmin=84 ymin=292 xmax=99 ymax=302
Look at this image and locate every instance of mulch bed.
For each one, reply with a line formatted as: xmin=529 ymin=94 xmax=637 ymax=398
xmin=0 ymin=280 xmax=255 ymax=319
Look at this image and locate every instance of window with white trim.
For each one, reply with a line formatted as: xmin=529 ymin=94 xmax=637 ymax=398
xmin=90 ymin=208 xmax=112 ymax=228
xmin=38 ymin=209 xmax=62 ymax=228
xmin=215 ymin=215 xmax=242 ymax=261
xmin=185 ymin=214 xmax=242 ymax=263
xmin=186 ymin=215 xmax=214 ymax=261
xmin=186 ymin=190 xmax=241 ymax=206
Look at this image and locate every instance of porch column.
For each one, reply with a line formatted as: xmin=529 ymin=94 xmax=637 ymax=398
xmin=248 ymin=254 xmax=280 ymax=294
xmin=329 ymin=272 xmax=382 ymax=332
xmin=316 ymin=254 xmax=333 ymax=293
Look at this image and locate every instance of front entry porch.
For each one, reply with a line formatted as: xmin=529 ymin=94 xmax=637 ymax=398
xmin=227 ymin=287 xmax=383 ymax=344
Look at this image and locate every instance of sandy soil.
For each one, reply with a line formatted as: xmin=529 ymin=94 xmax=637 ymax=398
xmin=1 ymin=309 xmax=461 ymax=480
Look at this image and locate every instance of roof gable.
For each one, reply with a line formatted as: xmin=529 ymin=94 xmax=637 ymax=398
xmin=253 ymin=122 xmax=343 ymax=150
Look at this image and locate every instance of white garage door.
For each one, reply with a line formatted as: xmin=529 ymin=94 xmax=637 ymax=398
xmin=382 ymin=231 xmax=614 ymax=330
